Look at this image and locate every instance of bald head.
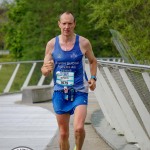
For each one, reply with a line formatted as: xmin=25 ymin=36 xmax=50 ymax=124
xmin=59 ymin=11 xmax=76 ymax=23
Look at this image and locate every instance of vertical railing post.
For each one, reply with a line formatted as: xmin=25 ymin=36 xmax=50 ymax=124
xmin=103 ymin=67 xmax=150 ymax=149
xmin=119 ymin=69 xmax=150 ymax=138
xmin=21 ymin=63 xmax=36 ymax=90
xmin=142 ymin=72 xmax=150 ymax=92
xmin=0 ymin=65 xmax=2 ymax=71
xmin=85 ymin=64 xmax=113 ymax=127
xmin=37 ymin=75 xmax=45 ymax=86
xmin=98 ymin=67 xmax=136 ymax=143
xmin=3 ymin=64 xmax=20 ymax=93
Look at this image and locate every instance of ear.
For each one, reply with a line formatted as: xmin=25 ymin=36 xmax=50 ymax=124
xmin=74 ymin=21 xmax=76 ymax=27
xmin=73 ymin=21 xmax=76 ymax=29
xmin=58 ymin=21 xmax=61 ymax=28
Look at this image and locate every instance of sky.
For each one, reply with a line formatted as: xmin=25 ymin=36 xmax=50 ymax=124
xmin=0 ymin=0 xmax=13 ymax=4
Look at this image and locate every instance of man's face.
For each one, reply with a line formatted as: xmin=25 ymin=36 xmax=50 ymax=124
xmin=58 ymin=13 xmax=76 ymax=36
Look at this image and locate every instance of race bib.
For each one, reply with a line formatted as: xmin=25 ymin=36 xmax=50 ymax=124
xmin=56 ymin=71 xmax=74 ymax=86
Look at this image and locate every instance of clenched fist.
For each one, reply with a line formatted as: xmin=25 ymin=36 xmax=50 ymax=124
xmin=88 ymin=79 xmax=96 ymax=91
xmin=41 ymin=60 xmax=54 ymax=76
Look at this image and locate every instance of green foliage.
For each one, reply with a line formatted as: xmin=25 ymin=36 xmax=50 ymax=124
xmin=2 ymin=0 xmax=86 ymax=60
xmin=0 ymin=0 xmax=149 ymax=63
xmin=0 ymin=4 xmax=7 ymax=50
xmin=88 ymin=0 xmax=150 ymax=62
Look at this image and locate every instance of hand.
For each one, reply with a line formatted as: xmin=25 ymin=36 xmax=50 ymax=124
xmin=88 ymin=79 xmax=96 ymax=91
xmin=41 ymin=60 xmax=54 ymax=76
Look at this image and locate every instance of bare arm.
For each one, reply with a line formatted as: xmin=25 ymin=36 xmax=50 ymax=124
xmin=41 ymin=38 xmax=55 ymax=76
xmin=80 ymin=37 xmax=97 ymax=91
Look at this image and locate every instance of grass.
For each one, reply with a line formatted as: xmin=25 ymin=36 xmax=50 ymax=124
xmin=0 ymin=55 xmax=15 ymax=62
xmin=10 ymin=63 xmax=32 ymax=92
xmin=0 ymin=64 xmax=16 ymax=93
xmin=0 ymin=61 xmax=52 ymax=94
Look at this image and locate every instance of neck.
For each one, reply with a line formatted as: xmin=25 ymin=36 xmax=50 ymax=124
xmin=60 ymin=34 xmax=75 ymax=43
xmin=59 ymin=34 xmax=76 ymax=51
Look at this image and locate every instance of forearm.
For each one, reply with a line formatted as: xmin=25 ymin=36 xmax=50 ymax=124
xmin=41 ymin=39 xmax=54 ymax=76
xmin=41 ymin=56 xmax=53 ymax=76
xmin=43 ymin=53 xmax=52 ymax=64
xmin=89 ymin=58 xmax=97 ymax=76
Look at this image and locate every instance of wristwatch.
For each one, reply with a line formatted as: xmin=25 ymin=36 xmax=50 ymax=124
xmin=91 ymin=75 xmax=97 ymax=81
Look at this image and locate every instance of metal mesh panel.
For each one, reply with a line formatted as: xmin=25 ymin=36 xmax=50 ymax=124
xmin=109 ymin=67 xmax=147 ymax=135
xmin=98 ymin=64 xmax=118 ymax=101
xmin=126 ymin=70 xmax=150 ymax=113
xmin=110 ymin=67 xmax=136 ymax=108
xmin=99 ymin=60 xmax=150 ymax=140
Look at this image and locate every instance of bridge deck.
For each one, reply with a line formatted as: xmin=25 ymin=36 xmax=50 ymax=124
xmin=0 ymin=92 xmax=138 ymax=150
xmin=0 ymin=94 xmax=57 ymax=150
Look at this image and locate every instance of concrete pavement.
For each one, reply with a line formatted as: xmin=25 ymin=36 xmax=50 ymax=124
xmin=0 ymin=92 xmax=139 ymax=150
xmin=0 ymin=94 xmax=58 ymax=150
xmin=39 ymin=92 xmax=113 ymax=150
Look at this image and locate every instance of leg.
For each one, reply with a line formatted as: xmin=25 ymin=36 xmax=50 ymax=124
xmin=74 ymin=105 xmax=87 ymax=150
xmin=56 ymin=113 xmax=70 ymax=150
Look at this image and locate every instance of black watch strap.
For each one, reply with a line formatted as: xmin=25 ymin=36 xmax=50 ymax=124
xmin=91 ymin=75 xmax=97 ymax=81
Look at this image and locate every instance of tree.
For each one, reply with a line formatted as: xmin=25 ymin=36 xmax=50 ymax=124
xmin=88 ymin=0 xmax=150 ymax=63
xmin=2 ymin=0 xmax=94 ymax=60
xmin=0 ymin=4 xmax=7 ymax=50
xmin=2 ymin=0 xmax=149 ymax=62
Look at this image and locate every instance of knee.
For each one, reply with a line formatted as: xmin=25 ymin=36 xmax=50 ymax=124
xmin=60 ymin=131 xmax=69 ymax=140
xmin=74 ymin=126 xmax=85 ymax=135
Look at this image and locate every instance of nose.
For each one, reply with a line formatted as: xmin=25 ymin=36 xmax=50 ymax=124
xmin=65 ymin=23 xmax=69 ymax=28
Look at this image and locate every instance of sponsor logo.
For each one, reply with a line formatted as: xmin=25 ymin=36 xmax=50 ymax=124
xmin=12 ymin=146 xmax=33 ymax=150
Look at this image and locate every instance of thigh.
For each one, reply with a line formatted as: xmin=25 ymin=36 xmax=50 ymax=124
xmin=56 ymin=114 xmax=70 ymax=132
xmin=74 ymin=105 xmax=87 ymax=128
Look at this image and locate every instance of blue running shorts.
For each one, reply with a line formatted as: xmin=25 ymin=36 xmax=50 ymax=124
xmin=52 ymin=91 xmax=88 ymax=115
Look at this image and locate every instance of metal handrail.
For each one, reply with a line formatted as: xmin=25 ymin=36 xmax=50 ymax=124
xmin=0 ymin=58 xmax=149 ymax=95
xmin=99 ymin=60 xmax=150 ymax=70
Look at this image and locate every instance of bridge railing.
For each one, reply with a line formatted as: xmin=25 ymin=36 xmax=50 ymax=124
xmin=0 ymin=60 xmax=52 ymax=94
xmin=1 ymin=58 xmax=150 ymax=149
xmin=86 ymin=60 xmax=150 ymax=150
xmin=0 ymin=58 xmax=122 ymax=94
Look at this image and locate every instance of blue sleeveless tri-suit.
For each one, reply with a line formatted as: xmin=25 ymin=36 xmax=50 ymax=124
xmin=52 ymin=35 xmax=88 ymax=115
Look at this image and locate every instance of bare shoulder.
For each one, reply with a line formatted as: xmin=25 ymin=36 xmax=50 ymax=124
xmin=79 ymin=36 xmax=92 ymax=54
xmin=79 ymin=36 xmax=91 ymax=47
xmin=44 ymin=38 xmax=55 ymax=63
xmin=46 ymin=38 xmax=55 ymax=54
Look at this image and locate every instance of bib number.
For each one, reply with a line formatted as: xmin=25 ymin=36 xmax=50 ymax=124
xmin=56 ymin=71 xmax=74 ymax=86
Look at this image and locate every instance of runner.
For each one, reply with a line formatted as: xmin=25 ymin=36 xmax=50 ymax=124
xmin=41 ymin=11 xmax=97 ymax=150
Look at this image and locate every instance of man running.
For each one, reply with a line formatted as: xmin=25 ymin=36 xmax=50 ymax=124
xmin=41 ymin=11 xmax=97 ymax=150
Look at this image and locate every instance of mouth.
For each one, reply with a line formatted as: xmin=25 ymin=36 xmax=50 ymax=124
xmin=64 ymin=29 xmax=70 ymax=33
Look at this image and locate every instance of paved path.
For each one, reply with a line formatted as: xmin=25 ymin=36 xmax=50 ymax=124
xmin=0 ymin=92 xmax=139 ymax=150
xmin=0 ymin=94 xmax=58 ymax=150
xmin=31 ymin=92 xmax=138 ymax=150
xmin=41 ymin=92 xmax=113 ymax=150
